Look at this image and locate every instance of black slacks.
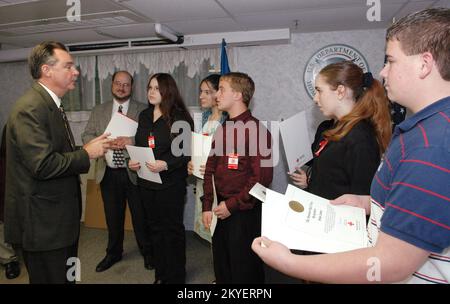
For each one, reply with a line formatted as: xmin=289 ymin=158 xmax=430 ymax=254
xmin=212 ymin=203 xmax=264 ymax=284
xmin=140 ymin=183 xmax=186 ymax=284
xmin=100 ymin=168 xmax=152 ymax=257
xmin=22 ymin=243 xmax=78 ymax=284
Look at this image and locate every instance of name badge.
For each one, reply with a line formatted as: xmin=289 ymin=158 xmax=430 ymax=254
xmin=148 ymin=135 xmax=155 ymax=148
xmin=228 ymin=153 xmax=239 ymax=170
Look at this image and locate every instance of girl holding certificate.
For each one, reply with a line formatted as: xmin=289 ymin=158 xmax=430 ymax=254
xmin=129 ymin=73 xmax=193 ymax=284
xmin=187 ymin=74 xmax=227 ymax=242
xmin=289 ymin=61 xmax=391 ymax=200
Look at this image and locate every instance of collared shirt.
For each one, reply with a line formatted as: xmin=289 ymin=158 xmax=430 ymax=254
xmin=38 ymin=82 xmax=61 ymax=108
xmin=369 ymin=96 xmax=450 ymax=284
xmin=202 ymin=110 xmax=273 ymax=214
xmin=112 ymin=99 xmax=130 ymax=115
xmin=105 ymin=99 xmax=131 ymax=168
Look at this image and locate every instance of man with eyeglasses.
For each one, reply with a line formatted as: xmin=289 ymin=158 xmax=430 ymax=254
xmin=82 ymin=71 xmax=153 ymax=273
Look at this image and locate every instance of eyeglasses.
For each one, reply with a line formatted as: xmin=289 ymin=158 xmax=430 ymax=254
xmin=113 ymin=81 xmax=131 ymax=88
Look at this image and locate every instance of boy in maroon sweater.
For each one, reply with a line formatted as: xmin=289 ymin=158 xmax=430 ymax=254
xmin=202 ymin=72 xmax=273 ymax=283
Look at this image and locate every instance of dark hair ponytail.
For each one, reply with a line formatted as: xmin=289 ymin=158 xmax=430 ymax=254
xmin=320 ymin=61 xmax=392 ymax=153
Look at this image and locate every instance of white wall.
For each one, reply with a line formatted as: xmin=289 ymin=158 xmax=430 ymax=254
xmin=0 ymin=61 xmax=32 ymax=140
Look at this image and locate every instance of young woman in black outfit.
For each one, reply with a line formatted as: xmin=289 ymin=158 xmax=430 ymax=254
xmin=129 ymin=73 xmax=193 ymax=284
xmin=290 ymin=61 xmax=392 ymax=200
xmin=265 ymin=61 xmax=393 ymax=284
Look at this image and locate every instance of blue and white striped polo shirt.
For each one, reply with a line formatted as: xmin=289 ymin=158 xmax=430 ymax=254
xmin=368 ymin=96 xmax=450 ymax=284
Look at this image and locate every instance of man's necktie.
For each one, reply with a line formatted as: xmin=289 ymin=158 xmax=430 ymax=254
xmin=113 ymin=104 xmax=125 ymax=167
xmin=59 ymin=105 xmax=76 ymax=151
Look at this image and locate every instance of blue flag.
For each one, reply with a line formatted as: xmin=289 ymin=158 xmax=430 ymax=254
xmin=220 ymin=38 xmax=230 ymax=75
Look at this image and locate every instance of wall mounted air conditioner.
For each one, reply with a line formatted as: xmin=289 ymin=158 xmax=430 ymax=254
xmin=0 ymin=28 xmax=290 ymax=62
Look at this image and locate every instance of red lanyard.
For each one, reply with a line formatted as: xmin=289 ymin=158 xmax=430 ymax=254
xmin=314 ymin=139 xmax=329 ymax=157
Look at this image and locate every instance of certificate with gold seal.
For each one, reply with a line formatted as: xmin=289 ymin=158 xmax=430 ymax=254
xmin=262 ymin=185 xmax=368 ymax=253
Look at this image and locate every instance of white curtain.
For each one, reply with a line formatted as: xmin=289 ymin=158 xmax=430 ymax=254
xmin=69 ymin=46 xmax=236 ymax=110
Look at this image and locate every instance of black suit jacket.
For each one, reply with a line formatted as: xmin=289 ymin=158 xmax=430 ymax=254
xmin=4 ymin=82 xmax=90 ymax=251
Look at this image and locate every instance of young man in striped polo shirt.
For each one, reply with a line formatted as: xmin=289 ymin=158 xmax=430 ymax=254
xmin=252 ymin=7 xmax=449 ymax=283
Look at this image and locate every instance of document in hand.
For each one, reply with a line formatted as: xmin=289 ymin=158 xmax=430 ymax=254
xmin=191 ymin=132 xmax=213 ymax=179
xmin=262 ymin=185 xmax=368 ymax=253
xmin=279 ymin=111 xmax=313 ymax=173
xmin=105 ymin=112 xmax=138 ymax=138
xmin=209 ymin=175 xmax=218 ymax=236
xmin=249 ymin=182 xmax=268 ymax=203
xmin=125 ymin=145 xmax=162 ymax=184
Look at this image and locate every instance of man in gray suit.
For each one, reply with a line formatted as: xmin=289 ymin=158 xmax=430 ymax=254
xmin=82 ymin=71 xmax=152 ymax=272
xmin=4 ymin=41 xmax=109 ymax=284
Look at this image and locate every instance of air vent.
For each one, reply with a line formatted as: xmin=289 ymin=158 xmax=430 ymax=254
xmin=67 ymin=37 xmax=184 ymax=52
xmin=131 ymin=37 xmax=184 ymax=47
xmin=68 ymin=41 xmax=129 ymax=52
xmin=0 ymin=0 xmax=149 ymax=35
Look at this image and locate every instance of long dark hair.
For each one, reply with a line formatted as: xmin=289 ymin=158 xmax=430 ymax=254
xmin=319 ymin=61 xmax=392 ymax=153
xmin=201 ymin=74 xmax=220 ymax=91
xmin=147 ymin=73 xmax=194 ymax=131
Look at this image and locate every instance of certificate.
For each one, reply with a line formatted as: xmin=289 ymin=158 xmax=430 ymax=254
xmin=210 ymin=175 xmax=218 ymax=236
xmin=279 ymin=111 xmax=313 ymax=173
xmin=262 ymin=185 xmax=368 ymax=253
xmin=105 ymin=112 xmax=138 ymax=138
xmin=191 ymin=132 xmax=213 ymax=179
xmin=125 ymin=145 xmax=162 ymax=184
xmin=249 ymin=182 xmax=268 ymax=203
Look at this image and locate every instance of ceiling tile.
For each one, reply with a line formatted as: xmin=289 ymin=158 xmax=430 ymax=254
xmin=167 ymin=18 xmax=242 ymax=35
xmin=233 ymin=3 xmax=409 ymax=33
xmin=120 ymin=0 xmax=227 ymax=22
xmin=0 ymin=29 xmax=112 ymax=47
xmin=218 ymin=0 xmax=407 ymax=14
xmin=96 ymin=23 xmax=158 ymax=39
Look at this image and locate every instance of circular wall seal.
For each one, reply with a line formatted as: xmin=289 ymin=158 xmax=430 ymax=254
xmin=303 ymin=44 xmax=370 ymax=99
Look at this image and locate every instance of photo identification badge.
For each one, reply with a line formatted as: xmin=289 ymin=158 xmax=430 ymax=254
xmin=228 ymin=153 xmax=239 ymax=170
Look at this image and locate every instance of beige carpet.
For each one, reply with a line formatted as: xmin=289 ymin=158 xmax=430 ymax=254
xmin=0 ymin=224 xmax=214 ymax=284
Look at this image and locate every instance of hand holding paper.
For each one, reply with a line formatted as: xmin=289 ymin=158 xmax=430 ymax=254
xmin=128 ymin=160 xmax=140 ymax=171
xmin=331 ymin=194 xmax=371 ymax=215
xmin=191 ymin=132 xmax=212 ymax=179
xmin=110 ymin=136 xmax=133 ymax=149
xmin=251 ymin=236 xmax=292 ymax=269
xmin=125 ymin=145 xmax=162 ymax=184
xmin=105 ymin=112 xmax=138 ymax=138
xmin=249 ymin=182 xmax=268 ymax=203
xmin=145 ymin=160 xmax=168 ymax=173
xmin=288 ymin=168 xmax=308 ymax=189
